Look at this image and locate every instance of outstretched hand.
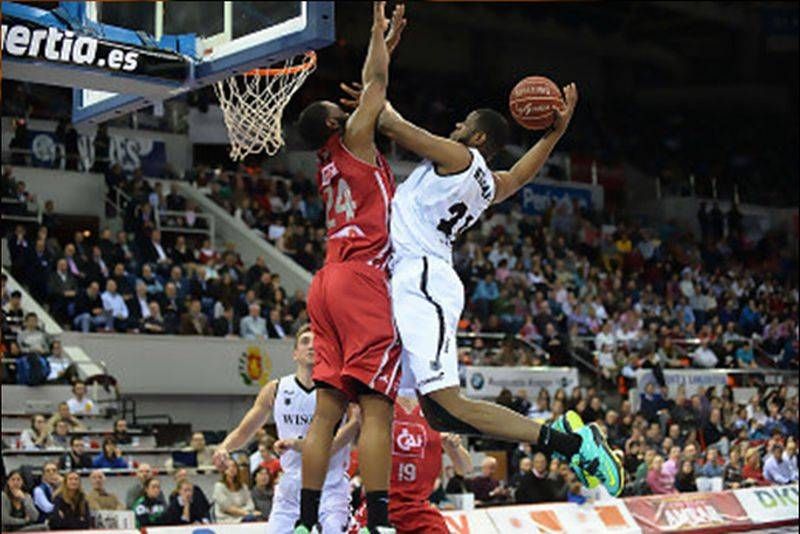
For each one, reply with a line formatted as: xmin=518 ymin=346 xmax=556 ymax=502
xmin=552 ymin=82 xmax=578 ymax=135
xmin=339 ymin=82 xmax=363 ymax=110
xmin=372 ymin=2 xmax=389 ymax=33
xmin=385 ymin=4 xmax=407 ymax=55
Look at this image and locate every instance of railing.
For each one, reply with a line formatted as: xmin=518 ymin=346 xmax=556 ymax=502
xmin=1 ymin=196 xmax=42 ymax=225
xmin=155 ymin=209 xmax=215 ymax=249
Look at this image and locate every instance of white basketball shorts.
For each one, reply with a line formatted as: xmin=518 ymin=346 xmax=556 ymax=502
xmin=391 ymin=255 xmax=463 ymax=396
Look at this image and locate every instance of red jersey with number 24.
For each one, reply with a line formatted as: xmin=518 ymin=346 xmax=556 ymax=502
xmin=317 ymin=134 xmax=394 ymax=269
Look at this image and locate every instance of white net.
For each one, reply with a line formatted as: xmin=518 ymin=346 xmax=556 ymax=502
xmin=213 ymin=51 xmax=316 ymax=161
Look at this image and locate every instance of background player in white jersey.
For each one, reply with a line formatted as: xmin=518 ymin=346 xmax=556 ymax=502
xmin=340 ymin=81 xmax=624 ymax=497
xmin=213 ymin=324 xmax=360 ymax=533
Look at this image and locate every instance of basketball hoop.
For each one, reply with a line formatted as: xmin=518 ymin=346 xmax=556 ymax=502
xmin=214 ymin=51 xmax=317 ymax=161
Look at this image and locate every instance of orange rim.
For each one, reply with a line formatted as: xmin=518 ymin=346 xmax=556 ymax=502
xmin=244 ymin=51 xmax=316 ymax=77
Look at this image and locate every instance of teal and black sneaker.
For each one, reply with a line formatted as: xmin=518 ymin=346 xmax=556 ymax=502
xmin=573 ymin=423 xmax=625 ymax=497
xmin=550 ymin=411 xmax=600 ymax=488
xmin=293 ymin=526 xmax=313 ymax=534
xmin=358 ymin=528 xmax=397 ymax=534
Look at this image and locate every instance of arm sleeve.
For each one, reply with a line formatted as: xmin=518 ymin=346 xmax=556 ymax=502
xmin=32 ymin=486 xmax=54 ymax=514
xmin=2 ymin=493 xmax=28 ymax=527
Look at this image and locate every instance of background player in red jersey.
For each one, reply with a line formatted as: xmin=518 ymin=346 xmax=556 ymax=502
xmin=293 ymin=3 xmax=407 ymax=533
xmin=350 ymin=389 xmax=473 ymax=534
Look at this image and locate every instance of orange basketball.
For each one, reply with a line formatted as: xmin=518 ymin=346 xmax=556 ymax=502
xmin=509 ymin=76 xmax=565 ymax=130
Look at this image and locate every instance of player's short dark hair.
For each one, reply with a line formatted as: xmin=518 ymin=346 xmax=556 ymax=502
xmin=297 ymin=101 xmax=332 ymax=150
xmin=474 ymin=108 xmax=510 ymax=158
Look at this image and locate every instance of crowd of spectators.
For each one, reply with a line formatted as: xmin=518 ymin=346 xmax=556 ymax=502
xmin=451 ymin=381 xmax=798 ymax=508
xmin=3 ymin=165 xmax=308 ymax=346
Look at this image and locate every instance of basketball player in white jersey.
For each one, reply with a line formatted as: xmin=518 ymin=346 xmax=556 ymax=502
xmin=213 ymin=324 xmax=359 ymax=533
xmin=339 ymin=81 xmax=624 ymax=496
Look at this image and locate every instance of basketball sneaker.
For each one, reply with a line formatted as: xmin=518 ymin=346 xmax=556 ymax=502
xmin=293 ymin=526 xmax=312 ymax=534
xmin=573 ymin=423 xmax=625 ymax=497
xmin=358 ymin=527 xmax=396 ymax=534
xmin=549 ymin=411 xmax=600 ymax=488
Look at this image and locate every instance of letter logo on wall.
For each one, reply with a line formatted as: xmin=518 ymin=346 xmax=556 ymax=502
xmin=238 ymin=346 xmax=272 ymax=387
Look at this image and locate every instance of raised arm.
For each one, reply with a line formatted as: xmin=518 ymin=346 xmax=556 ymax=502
xmin=492 ymin=83 xmax=578 ymax=204
xmin=344 ymin=2 xmax=406 ymax=162
xmin=441 ymin=433 xmax=472 ymax=477
xmin=213 ymin=379 xmax=277 ymax=468
xmin=377 ymin=102 xmax=472 ymax=174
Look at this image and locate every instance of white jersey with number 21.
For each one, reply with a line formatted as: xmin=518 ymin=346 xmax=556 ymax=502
xmin=390 ymin=147 xmax=495 ymax=264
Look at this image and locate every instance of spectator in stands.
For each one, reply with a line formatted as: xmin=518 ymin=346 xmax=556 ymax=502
xmin=142 ymin=301 xmax=166 ymax=334
xmin=675 ymin=460 xmax=698 ymax=493
xmin=212 ymin=460 xmax=260 ymax=523
xmin=72 ymin=281 xmax=107 ymax=333
xmin=703 ymin=408 xmax=730 ymax=456
xmin=47 ymin=402 xmax=86 ymax=433
xmin=212 ymin=304 xmax=237 ymax=338
xmin=59 ymin=436 xmax=92 ymax=470
xmin=514 ymin=453 xmax=558 ymax=504
xmin=126 ymin=464 xmax=162 ymax=509
xmin=32 ymin=462 xmax=61 ymax=518
xmin=139 ymin=230 xmax=172 ymax=273
xmin=735 ymin=340 xmax=758 ymax=369
xmin=179 ymin=299 xmax=211 ymax=336
xmin=20 ymin=414 xmax=55 ymax=450
xmin=509 ymin=457 xmax=532 ymax=494
xmin=129 ymin=280 xmax=154 ymax=328
xmin=48 ymin=471 xmax=89 ymax=530
xmin=184 ymin=432 xmax=215 ymax=468
xmin=132 ymin=478 xmax=167 ymax=527
xmin=47 ymin=340 xmax=76 ymax=384
xmin=66 ymin=381 xmax=97 ymax=415
xmin=742 ymin=447 xmax=769 ymax=486
xmin=763 ymin=443 xmax=798 ymax=484
xmin=697 ymin=448 xmax=724 ymax=478
xmin=250 ymin=466 xmax=274 ymax=520
xmin=165 ymin=480 xmax=210 ymax=526
xmin=51 ymin=420 xmax=71 ymax=449
xmin=4 ymin=291 xmax=25 ymax=330
xmin=101 ymin=279 xmax=129 ymax=332
xmin=723 ymin=447 xmax=744 ymax=489
xmin=17 ymin=313 xmax=49 ymax=355
xmin=2 ymin=470 xmax=39 ymax=531
xmin=784 ymin=439 xmax=798 ymax=480
xmin=112 ymin=418 xmax=133 ymax=446
xmin=265 ymin=307 xmax=287 ymax=339
xmin=169 ymin=469 xmax=210 ymax=517
xmin=158 ymin=282 xmax=182 ymax=334
xmin=467 ymin=457 xmax=510 ymax=506
xmin=647 ymin=455 xmax=676 ymax=494
xmin=691 ymin=340 xmax=718 ymax=368
xmin=91 ymin=438 xmax=128 ymax=469
xmin=240 ymin=303 xmax=267 ymax=340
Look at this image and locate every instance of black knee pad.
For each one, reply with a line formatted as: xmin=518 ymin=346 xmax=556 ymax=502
xmin=419 ymin=394 xmax=481 ymax=435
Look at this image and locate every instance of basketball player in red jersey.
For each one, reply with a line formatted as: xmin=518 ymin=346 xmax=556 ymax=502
xmin=350 ymin=389 xmax=472 ymax=534
xmin=293 ymin=4 xmax=407 ymax=533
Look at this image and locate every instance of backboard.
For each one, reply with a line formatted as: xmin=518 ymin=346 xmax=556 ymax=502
xmin=0 ymin=1 xmax=334 ymax=124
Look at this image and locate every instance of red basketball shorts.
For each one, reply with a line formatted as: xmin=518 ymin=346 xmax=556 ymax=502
xmin=390 ymin=501 xmax=448 ymax=534
xmin=307 ymin=261 xmax=401 ymax=401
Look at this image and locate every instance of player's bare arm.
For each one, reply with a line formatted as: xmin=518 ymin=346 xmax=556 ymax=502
xmin=343 ymin=2 xmax=406 ymax=163
xmin=441 ymin=433 xmax=472 ymax=476
xmin=493 ymin=82 xmax=578 ymax=204
xmin=378 ymin=102 xmax=472 ymax=174
xmin=213 ymin=378 xmax=278 ymax=469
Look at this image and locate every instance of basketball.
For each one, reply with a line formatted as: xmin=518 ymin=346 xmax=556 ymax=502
xmin=509 ymin=76 xmax=565 ymax=130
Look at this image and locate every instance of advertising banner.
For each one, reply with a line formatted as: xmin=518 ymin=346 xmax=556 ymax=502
xmin=733 ymin=484 xmax=799 ymax=524
xmin=486 ymin=501 xmax=640 ymax=533
xmin=28 ymin=129 xmax=167 ymax=175
xmin=465 ymin=366 xmax=580 ymax=399
xmin=520 ymin=181 xmax=594 ymax=215
xmin=443 ymin=509 xmax=496 ymax=534
xmin=625 ymin=491 xmax=751 ymax=533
